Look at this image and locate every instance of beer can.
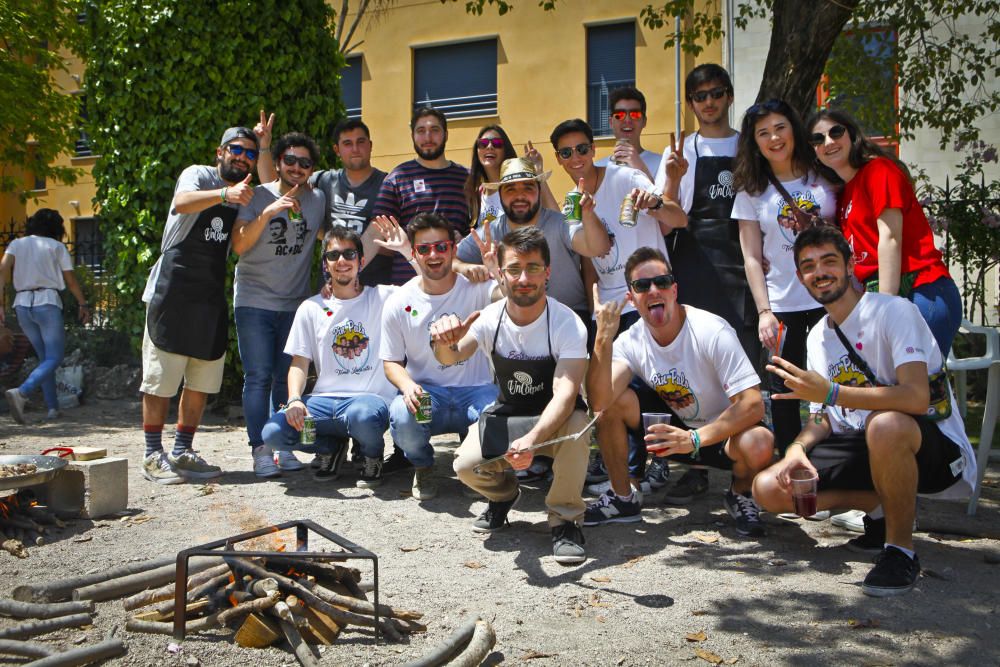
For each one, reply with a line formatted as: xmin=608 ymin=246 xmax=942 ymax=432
xmin=613 ymin=139 xmax=630 ymax=166
xmin=562 ymin=190 xmax=582 ymax=224
xmin=300 ymin=414 xmax=316 ymax=445
xmin=289 ymin=208 xmax=303 ymax=222
xmin=414 ymin=393 xmax=433 ymax=424
xmin=619 ymin=193 xmax=638 ymax=227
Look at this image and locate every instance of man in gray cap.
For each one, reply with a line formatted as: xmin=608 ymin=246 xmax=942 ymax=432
xmin=139 ymin=126 xmax=260 ymax=485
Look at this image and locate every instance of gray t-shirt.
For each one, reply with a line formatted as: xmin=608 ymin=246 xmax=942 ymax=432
xmin=456 ymin=207 xmax=586 ymax=312
xmin=234 ymin=181 xmax=326 ymax=311
xmin=309 ymin=168 xmax=387 ymax=234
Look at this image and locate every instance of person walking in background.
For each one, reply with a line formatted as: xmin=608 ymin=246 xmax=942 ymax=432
xmin=0 ymin=209 xmax=90 ymax=423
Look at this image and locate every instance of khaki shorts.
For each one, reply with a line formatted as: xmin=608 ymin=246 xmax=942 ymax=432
xmin=140 ymin=326 xmax=225 ymax=397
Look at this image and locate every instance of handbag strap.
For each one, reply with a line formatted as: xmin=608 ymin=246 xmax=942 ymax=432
xmin=831 ymin=320 xmax=880 ymax=387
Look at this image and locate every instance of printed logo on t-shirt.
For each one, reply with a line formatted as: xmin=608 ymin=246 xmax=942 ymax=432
xmin=331 ymin=192 xmax=367 ymax=233
xmin=507 ymin=370 xmax=546 ymax=397
xmin=267 ymin=215 xmax=307 ymax=256
xmin=650 ymin=369 xmax=700 ymax=421
xmin=427 ymin=311 xmax=468 ymax=370
xmin=710 ymin=170 xmax=735 ymax=200
xmin=593 ymin=221 xmax=622 ymax=276
xmin=330 ymin=319 xmax=373 ymax=375
xmin=775 ymin=190 xmax=823 ymax=247
xmin=826 ymin=354 xmax=872 ymax=428
xmin=204 ymin=217 xmax=229 ymax=243
xmin=845 ymin=233 xmax=869 ymax=265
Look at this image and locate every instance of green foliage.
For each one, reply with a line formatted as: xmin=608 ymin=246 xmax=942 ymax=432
xmin=0 ymin=0 xmax=85 ymax=197
xmin=85 ymin=0 xmax=345 ymax=400
xmin=440 ymin=0 xmax=557 ymax=17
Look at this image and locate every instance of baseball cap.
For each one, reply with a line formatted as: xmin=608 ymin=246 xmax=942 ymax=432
xmin=220 ymin=126 xmax=259 ymax=148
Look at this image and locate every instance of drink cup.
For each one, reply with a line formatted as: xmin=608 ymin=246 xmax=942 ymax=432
xmin=642 ymin=413 xmax=672 ymax=452
xmin=789 ymin=468 xmax=819 ymax=517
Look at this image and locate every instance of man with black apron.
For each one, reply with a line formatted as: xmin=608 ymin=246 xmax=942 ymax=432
xmin=139 ymin=127 xmax=259 ymax=485
xmin=433 ymin=227 xmax=591 ymax=565
xmin=653 ymin=64 xmax=758 ymax=504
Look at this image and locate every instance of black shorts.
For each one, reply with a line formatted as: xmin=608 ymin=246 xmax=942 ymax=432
xmin=811 ymin=418 xmax=963 ymax=495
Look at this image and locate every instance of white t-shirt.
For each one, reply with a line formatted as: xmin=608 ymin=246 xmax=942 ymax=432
xmin=596 ymin=149 xmax=662 ymax=179
xmin=806 ymin=292 xmax=975 ymax=500
xmin=654 ymin=133 xmax=740 ymax=214
xmin=613 ymin=306 xmax=760 ymax=428
xmin=284 ymin=286 xmax=396 ymax=402
xmin=731 ymin=173 xmax=836 ymax=312
xmin=468 ymin=297 xmax=588 ymax=372
xmin=380 ymin=275 xmax=495 ymax=386
xmin=475 ymin=190 xmax=502 ymax=230
xmin=590 ymin=164 xmax=667 ymax=314
xmin=5 ymin=236 xmax=72 ymax=309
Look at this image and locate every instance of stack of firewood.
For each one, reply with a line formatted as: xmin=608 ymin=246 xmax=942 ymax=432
xmin=0 ymin=490 xmax=69 ymax=558
xmin=0 ymin=598 xmax=125 ymax=665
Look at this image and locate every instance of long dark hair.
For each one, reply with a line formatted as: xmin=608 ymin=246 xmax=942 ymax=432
xmin=25 ymin=208 xmax=65 ymax=241
xmin=806 ymin=108 xmax=912 ymax=185
xmin=465 ymin=125 xmax=516 ymax=226
xmin=733 ymin=99 xmax=816 ymax=196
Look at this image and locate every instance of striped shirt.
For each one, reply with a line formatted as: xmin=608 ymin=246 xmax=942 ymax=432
xmin=372 ymin=159 xmax=470 ymax=284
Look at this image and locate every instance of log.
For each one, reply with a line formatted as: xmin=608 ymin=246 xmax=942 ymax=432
xmin=24 ymin=506 xmax=66 ymax=529
xmin=234 ymin=612 xmax=282 ymax=648
xmin=1 ymin=538 xmax=28 ymax=558
xmin=300 ymin=606 xmax=342 ymax=645
xmin=152 ymin=570 xmax=232 ymax=617
xmin=122 ymin=562 xmax=231 ymax=611
xmin=248 ymin=577 xmax=279 ymax=597
xmin=278 ymin=618 xmax=320 ymax=667
xmin=126 ymin=614 xmax=220 ymax=635
xmin=450 ymin=619 xmax=496 ymax=667
xmin=72 ymin=556 xmax=220 ymax=602
xmin=14 ymin=554 xmax=179 ymax=602
xmin=0 ymin=613 xmax=93 ymax=639
xmin=133 ymin=599 xmax=213 ymax=623
xmin=0 ymin=638 xmax=53 ymax=659
xmin=24 ymin=637 xmax=126 ymax=666
xmin=217 ymin=591 xmax=280 ymax=627
xmin=0 ymin=599 xmax=94 ymax=620
xmin=400 ymin=614 xmax=480 ymax=667
xmin=261 ymin=556 xmax=361 ymax=582
xmin=339 ymin=575 xmax=367 ymax=600
xmin=303 ymin=580 xmax=423 ymax=621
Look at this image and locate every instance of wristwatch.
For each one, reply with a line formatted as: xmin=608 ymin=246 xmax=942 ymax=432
xmin=649 ymin=196 xmax=664 ymax=211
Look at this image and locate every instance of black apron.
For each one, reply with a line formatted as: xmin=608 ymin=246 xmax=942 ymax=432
xmin=146 ymin=203 xmax=237 ymax=360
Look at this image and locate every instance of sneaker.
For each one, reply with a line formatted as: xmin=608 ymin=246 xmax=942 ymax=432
xmin=723 ymin=488 xmax=766 ymax=537
xmin=472 ymin=489 xmax=521 ymax=532
xmin=583 ymin=489 xmax=642 ymax=526
xmin=585 ymin=478 xmax=613 ymax=496
xmin=168 ymin=450 xmax=223 ymax=480
xmin=5 ymin=388 xmax=26 ymax=424
xmin=832 ymin=509 xmax=867 ymax=533
xmin=845 ymin=515 xmax=886 ymax=555
xmin=804 ymin=510 xmax=831 ymax=521
xmin=411 ymin=467 xmax=438 ymax=500
xmin=313 ymin=437 xmax=346 ymax=469
xmin=551 ymin=522 xmax=587 ymax=564
xmin=275 ymin=450 xmax=305 ymax=471
xmin=313 ymin=442 xmax=348 ymax=481
xmin=356 ymin=456 xmax=384 ymax=489
xmin=515 ymin=457 xmax=552 ymax=483
xmin=382 ymin=447 xmax=413 ymax=476
xmin=252 ymin=445 xmax=282 ymax=479
xmin=662 ymin=468 xmax=710 ymax=505
xmin=45 ymin=409 xmax=61 ymax=420
xmin=643 ymin=457 xmax=670 ymax=490
xmin=585 ymin=454 xmax=609 ymax=484
xmin=862 ymin=547 xmax=921 ymax=597
xmin=142 ymin=452 xmax=184 ymax=485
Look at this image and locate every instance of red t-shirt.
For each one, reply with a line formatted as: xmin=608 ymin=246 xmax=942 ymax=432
xmin=838 ymin=156 xmax=950 ymax=288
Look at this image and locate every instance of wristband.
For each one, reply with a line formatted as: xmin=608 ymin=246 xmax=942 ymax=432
xmin=221 ymin=187 xmax=228 ymax=204
xmin=689 ymin=429 xmax=701 ymax=459
xmin=758 ymin=308 xmax=772 ymax=315
xmin=286 ymin=396 xmax=303 ymax=406
xmin=788 ymin=441 xmax=808 ymax=455
xmin=824 ymin=382 xmax=839 ymax=406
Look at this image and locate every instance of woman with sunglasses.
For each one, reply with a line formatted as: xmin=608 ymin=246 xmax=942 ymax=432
xmin=807 ymin=109 xmax=961 ymax=356
xmin=731 ymin=99 xmax=837 ymax=454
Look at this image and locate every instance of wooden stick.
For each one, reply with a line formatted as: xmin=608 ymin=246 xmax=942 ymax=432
xmin=72 ymin=557 xmax=220 ymax=602
xmin=126 ymin=614 xmax=220 ymax=635
xmin=302 ymin=580 xmax=423 ymax=621
xmin=1 ymin=538 xmax=28 ymax=558
xmin=277 ymin=618 xmax=319 ymax=667
xmin=450 ymin=618 xmax=496 ymax=667
xmin=0 ymin=599 xmax=94 ymax=620
xmin=261 ymin=556 xmax=361 ymax=582
xmin=152 ymin=570 xmax=232 ymax=617
xmin=217 ymin=591 xmax=280 ymax=627
xmin=0 ymin=613 xmax=93 ymax=639
xmin=248 ymin=577 xmax=279 ymax=597
xmin=122 ymin=562 xmax=231 ymax=611
xmin=24 ymin=637 xmax=126 ymax=666
xmin=14 ymin=554 xmax=179 ymax=602
xmin=0 ymin=638 xmax=52 ymax=659
xmin=23 ymin=506 xmax=65 ymax=529
xmin=400 ymin=613 xmax=480 ymax=667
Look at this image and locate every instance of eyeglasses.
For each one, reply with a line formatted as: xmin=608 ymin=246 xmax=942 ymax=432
xmin=281 ymin=154 xmax=314 ymax=169
xmin=477 ymin=137 xmax=505 ymax=149
xmin=611 ymin=110 xmax=643 ymax=121
xmin=808 ymin=124 xmax=848 ymax=147
xmin=323 ymin=248 xmax=359 ymax=261
xmin=556 ymin=143 xmax=592 ymax=160
xmin=745 ymin=99 xmax=785 ymax=116
xmin=629 ymin=274 xmax=676 ymax=293
xmin=413 ymin=240 xmax=454 ymax=255
xmin=226 ymin=144 xmax=259 ymax=161
xmin=502 ymin=263 xmax=546 ymax=278
xmin=689 ymin=86 xmax=729 ymax=103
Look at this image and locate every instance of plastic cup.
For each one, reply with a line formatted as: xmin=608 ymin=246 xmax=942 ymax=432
xmin=789 ymin=468 xmax=819 ymax=517
xmin=642 ymin=413 xmax=672 ymax=452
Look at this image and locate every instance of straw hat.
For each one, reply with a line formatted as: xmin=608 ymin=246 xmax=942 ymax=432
xmin=482 ymin=157 xmax=551 ymax=193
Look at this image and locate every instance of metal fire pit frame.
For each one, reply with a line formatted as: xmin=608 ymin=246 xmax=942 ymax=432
xmin=173 ymin=519 xmax=379 ymax=641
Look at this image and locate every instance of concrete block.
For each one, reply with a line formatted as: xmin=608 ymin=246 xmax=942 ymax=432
xmin=44 ymin=457 xmax=128 ymax=519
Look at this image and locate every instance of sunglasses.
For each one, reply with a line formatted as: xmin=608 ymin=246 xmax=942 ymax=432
xmin=323 ymin=248 xmax=359 ymax=261
xmin=689 ymin=86 xmax=729 ymax=103
xmin=808 ymin=124 xmax=848 ymax=147
xmin=413 ymin=240 xmax=454 ymax=255
xmin=502 ymin=263 xmax=546 ymax=278
xmin=611 ymin=109 xmax=643 ymax=121
xmin=556 ymin=143 xmax=592 ymax=160
xmin=226 ymin=144 xmax=259 ymax=161
xmin=630 ymin=274 xmax=676 ymax=293
xmin=746 ymin=99 xmax=785 ymax=116
xmin=281 ymin=154 xmax=314 ymax=169
xmin=477 ymin=137 xmax=505 ymax=149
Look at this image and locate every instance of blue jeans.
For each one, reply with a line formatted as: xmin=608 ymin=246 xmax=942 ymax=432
xmin=910 ymin=277 xmax=962 ymax=358
xmin=15 ymin=305 xmax=65 ymax=410
xmin=261 ymin=393 xmax=389 ymax=457
xmin=235 ymin=307 xmax=295 ymax=448
xmin=389 ymin=383 xmax=498 ymax=468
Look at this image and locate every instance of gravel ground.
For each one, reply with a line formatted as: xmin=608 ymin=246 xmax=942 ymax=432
xmin=1 ymin=398 xmax=999 ymax=666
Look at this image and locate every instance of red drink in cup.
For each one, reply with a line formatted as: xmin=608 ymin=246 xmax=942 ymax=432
xmin=789 ymin=468 xmax=819 ymax=517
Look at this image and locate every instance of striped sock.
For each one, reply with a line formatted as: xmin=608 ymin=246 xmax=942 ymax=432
xmin=171 ymin=424 xmax=197 ymax=457
xmin=144 ymin=425 xmax=164 ymax=458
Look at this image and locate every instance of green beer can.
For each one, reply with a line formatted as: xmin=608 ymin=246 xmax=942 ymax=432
xmin=300 ymin=414 xmax=316 ymax=445
xmin=415 ymin=393 xmax=432 ymax=424
xmin=562 ymin=190 xmax=582 ymax=224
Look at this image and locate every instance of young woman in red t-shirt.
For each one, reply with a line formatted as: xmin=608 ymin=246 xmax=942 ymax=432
xmin=807 ymin=109 xmax=962 ymax=356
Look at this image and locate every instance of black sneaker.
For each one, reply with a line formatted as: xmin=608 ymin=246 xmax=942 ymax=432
xmin=845 ymin=515 xmax=886 ymax=555
xmin=472 ymin=489 xmax=521 ymax=533
xmin=642 ymin=456 xmax=670 ymax=490
xmin=583 ymin=489 xmax=642 ymax=526
xmin=662 ymin=467 xmax=709 ymax=505
xmin=585 ymin=453 xmax=608 ymax=484
xmin=382 ymin=446 xmax=413 ymax=476
xmin=356 ymin=456 xmax=383 ymax=489
xmin=515 ymin=456 xmax=553 ymax=483
xmin=723 ymin=488 xmax=766 ymax=537
xmin=312 ymin=442 xmax=348 ymax=481
xmin=862 ymin=546 xmax=920 ymax=597
xmin=551 ymin=522 xmax=586 ymax=564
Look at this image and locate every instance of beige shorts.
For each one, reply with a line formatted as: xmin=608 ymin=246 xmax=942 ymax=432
xmin=140 ymin=326 xmax=226 ymax=397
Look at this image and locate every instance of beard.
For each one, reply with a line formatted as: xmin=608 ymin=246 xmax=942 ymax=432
xmin=809 ymin=274 xmax=850 ymax=304
xmin=414 ymin=140 xmax=446 ymax=161
xmin=507 ymin=285 xmax=544 ymax=307
xmin=219 ymin=156 xmax=250 ymax=183
xmin=503 ymin=197 xmax=540 ymax=224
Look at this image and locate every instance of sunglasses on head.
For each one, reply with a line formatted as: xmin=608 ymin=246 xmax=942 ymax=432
xmin=808 ymin=124 xmax=848 ymax=147
xmin=611 ymin=109 xmax=643 ymax=121
xmin=556 ymin=143 xmax=592 ymax=160
xmin=413 ymin=240 xmax=454 ymax=255
xmin=281 ymin=153 xmax=314 ymax=169
xmin=745 ymin=99 xmax=785 ymax=116
xmin=226 ymin=144 xmax=259 ymax=161
xmin=323 ymin=248 xmax=358 ymax=261
xmin=689 ymin=86 xmax=729 ymax=103
xmin=477 ymin=137 xmax=505 ymax=149
xmin=629 ymin=274 xmax=676 ymax=293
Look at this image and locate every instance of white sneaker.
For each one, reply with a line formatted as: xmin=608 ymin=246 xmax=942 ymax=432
xmin=585 ymin=479 xmax=613 ymax=496
xmin=168 ymin=450 xmax=223 ymax=480
xmin=831 ymin=509 xmax=866 ymax=533
xmin=142 ymin=452 xmax=184 ymax=485
xmin=5 ymin=388 xmax=26 ymax=424
xmin=252 ymin=445 xmax=281 ymax=479
xmin=275 ymin=450 xmax=305 ymax=471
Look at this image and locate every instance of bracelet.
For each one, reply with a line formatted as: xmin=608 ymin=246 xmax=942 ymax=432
xmin=824 ymin=381 xmax=840 ymax=406
xmin=286 ymin=396 xmax=303 ymax=406
xmin=788 ymin=441 xmax=808 ymax=454
xmin=221 ymin=187 xmax=228 ymax=204
xmin=689 ymin=429 xmax=701 ymax=459
xmin=758 ymin=308 xmax=772 ymax=315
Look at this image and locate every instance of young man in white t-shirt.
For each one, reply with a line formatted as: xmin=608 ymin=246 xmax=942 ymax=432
xmin=753 ymin=226 xmax=975 ymax=597
xmin=431 ymin=227 xmax=591 ymax=564
xmin=586 ymin=247 xmax=775 ymax=537
xmin=594 ymin=86 xmax=662 ymax=179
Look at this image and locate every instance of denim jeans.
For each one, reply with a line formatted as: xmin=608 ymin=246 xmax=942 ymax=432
xmin=910 ymin=277 xmax=963 ymax=358
xmin=261 ymin=393 xmax=389 ymax=457
xmin=15 ymin=305 xmax=65 ymax=410
xmin=389 ymin=383 xmax=499 ymax=468
xmin=235 ymin=307 xmax=295 ymax=448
